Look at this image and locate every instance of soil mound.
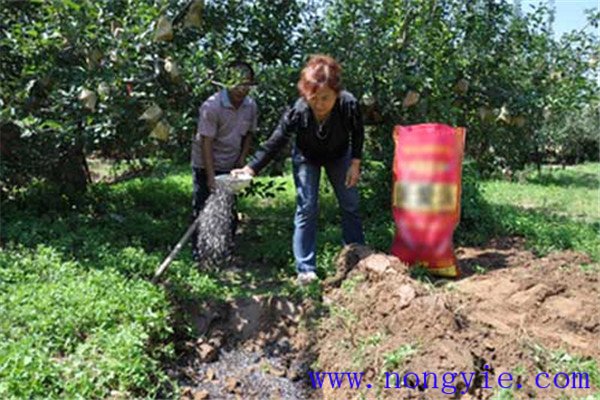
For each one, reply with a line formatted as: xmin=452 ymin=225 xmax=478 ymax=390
xmin=314 ymin=241 xmax=599 ymax=399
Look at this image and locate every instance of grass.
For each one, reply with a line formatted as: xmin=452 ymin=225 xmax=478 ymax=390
xmin=352 ymin=332 xmax=385 ymax=369
xmin=492 ymin=388 xmax=516 ymax=400
xmin=547 ymin=350 xmax=600 ymax=389
xmin=0 ymin=165 xmax=268 ymax=398
xmin=526 ymin=342 xmax=600 ymax=391
xmin=0 ymin=246 xmax=174 ymax=398
xmin=0 ymin=160 xmax=598 ymax=398
xmin=483 ymin=163 xmax=599 ymax=223
xmin=382 ymin=344 xmax=419 ymax=371
xmin=479 ymin=163 xmax=599 ymax=260
xmin=491 ymin=343 xmax=600 ymax=400
xmin=341 ymin=274 xmax=365 ymax=294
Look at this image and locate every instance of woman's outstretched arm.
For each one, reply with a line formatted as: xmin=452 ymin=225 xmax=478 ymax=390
xmin=244 ymin=107 xmax=296 ymax=175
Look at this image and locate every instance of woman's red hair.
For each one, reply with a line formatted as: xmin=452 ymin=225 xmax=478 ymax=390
xmin=297 ymin=54 xmax=342 ymax=98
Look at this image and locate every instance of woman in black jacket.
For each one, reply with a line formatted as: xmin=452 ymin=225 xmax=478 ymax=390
xmin=233 ymin=54 xmax=365 ymax=285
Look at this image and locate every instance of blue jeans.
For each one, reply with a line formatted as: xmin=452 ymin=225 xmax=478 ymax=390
xmin=292 ymin=148 xmax=365 ymax=273
xmin=191 ymin=168 xmax=237 ymax=261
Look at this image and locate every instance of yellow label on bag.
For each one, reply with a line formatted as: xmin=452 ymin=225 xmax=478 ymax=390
xmin=393 ymin=182 xmax=457 ymax=212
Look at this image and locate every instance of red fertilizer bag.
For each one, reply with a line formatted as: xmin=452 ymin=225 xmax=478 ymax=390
xmin=390 ymin=123 xmax=466 ymax=278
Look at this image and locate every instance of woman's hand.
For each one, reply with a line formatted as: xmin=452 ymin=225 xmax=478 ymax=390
xmin=231 ymin=165 xmax=256 ymax=178
xmin=345 ymin=159 xmax=361 ymax=188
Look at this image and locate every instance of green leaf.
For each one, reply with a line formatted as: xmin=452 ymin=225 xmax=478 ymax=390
xmin=62 ymin=0 xmax=81 ymax=12
xmin=39 ymin=120 xmax=63 ymax=130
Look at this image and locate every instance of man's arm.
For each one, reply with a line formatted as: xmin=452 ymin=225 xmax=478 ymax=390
xmin=197 ymin=103 xmax=219 ymax=189
xmin=237 ymin=132 xmax=253 ymax=167
xmin=237 ymin=101 xmax=257 ymax=168
xmin=201 ymin=136 xmax=216 ymax=190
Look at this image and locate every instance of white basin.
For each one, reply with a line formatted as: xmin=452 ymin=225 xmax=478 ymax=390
xmin=215 ymin=173 xmax=252 ymax=192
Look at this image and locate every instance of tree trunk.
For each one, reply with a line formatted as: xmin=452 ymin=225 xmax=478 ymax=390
xmin=50 ymin=139 xmax=89 ymax=195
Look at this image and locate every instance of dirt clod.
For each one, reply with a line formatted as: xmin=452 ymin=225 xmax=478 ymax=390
xmin=269 ymin=365 xmax=287 ymax=377
xmin=197 ymin=343 xmax=217 ymax=363
xmin=224 ymin=377 xmax=241 ymax=393
xmin=205 ymin=368 xmax=216 ymax=381
xmin=193 ymin=389 xmax=210 ymax=400
xmin=179 ymin=386 xmax=193 ymax=399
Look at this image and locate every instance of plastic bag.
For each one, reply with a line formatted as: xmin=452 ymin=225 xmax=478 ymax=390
xmin=184 ymin=0 xmax=204 ymax=28
xmin=78 ymin=88 xmax=97 ymax=112
xmin=139 ymin=103 xmax=163 ymax=125
xmin=150 ymin=120 xmax=171 ymax=141
xmin=390 ymin=123 xmax=466 ymax=277
xmin=154 ymin=16 xmax=173 ymax=42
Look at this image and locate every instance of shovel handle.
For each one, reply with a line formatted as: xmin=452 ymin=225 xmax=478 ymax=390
xmin=152 ymin=214 xmax=201 ymax=283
